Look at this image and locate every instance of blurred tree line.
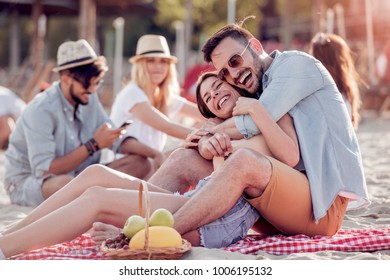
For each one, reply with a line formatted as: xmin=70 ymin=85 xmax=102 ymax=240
xmin=0 ymin=0 xmax=357 ymax=69
xmin=0 ymin=0 xmax=265 ymax=68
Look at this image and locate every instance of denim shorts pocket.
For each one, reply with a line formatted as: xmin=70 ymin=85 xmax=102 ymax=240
xmin=200 ymin=198 xmax=260 ymax=248
xmin=220 ymin=220 xmax=249 ymax=247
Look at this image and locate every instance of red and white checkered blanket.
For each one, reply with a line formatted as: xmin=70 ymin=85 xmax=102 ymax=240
xmin=12 ymin=227 xmax=390 ymax=260
xmin=224 ymin=227 xmax=390 ymax=255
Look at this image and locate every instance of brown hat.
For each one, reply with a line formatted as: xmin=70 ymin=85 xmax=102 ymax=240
xmin=52 ymin=39 xmax=102 ymax=72
xmin=129 ymin=34 xmax=177 ymax=64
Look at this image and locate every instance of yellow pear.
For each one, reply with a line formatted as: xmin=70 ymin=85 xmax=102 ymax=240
xmin=129 ymin=226 xmax=182 ymax=249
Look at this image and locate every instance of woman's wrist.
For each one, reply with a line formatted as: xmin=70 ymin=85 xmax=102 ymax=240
xmin=198 ymin=136 xmax=213 ymax=160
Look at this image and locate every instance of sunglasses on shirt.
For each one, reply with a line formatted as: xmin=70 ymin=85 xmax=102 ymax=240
xmin=217 ymin=38 xmax=254 ymax=81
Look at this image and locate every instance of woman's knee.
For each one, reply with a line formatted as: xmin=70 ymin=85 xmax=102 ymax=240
xmin=76 ymin=186 xmax=112 ymax=220
xmin=81 ymin=186 xmax=108 ymax=205
xmin=81 ymin=164 xmax=109 ymax=177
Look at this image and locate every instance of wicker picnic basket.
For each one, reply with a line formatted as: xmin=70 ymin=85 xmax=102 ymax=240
xmin=101 ymin=181 xmax=191 ymax=260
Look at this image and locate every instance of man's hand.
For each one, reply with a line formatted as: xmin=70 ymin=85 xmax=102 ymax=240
xmin=93 ymin=123 xmax=124 ymax=149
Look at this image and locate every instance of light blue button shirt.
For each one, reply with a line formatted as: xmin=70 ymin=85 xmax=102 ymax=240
xmin=4 ymin=81 xmax=114 ymax=192
xmin=235 ymin=50 xmax=369 ymax=222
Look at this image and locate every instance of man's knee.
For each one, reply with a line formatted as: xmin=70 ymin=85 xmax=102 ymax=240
xmin=166 ymin=148 xmax=200 ymax=165
xmin=226 ymin=148 xmax=267 ymax=166
xmin=41 ymin=174 xmax=74 ymax=199
xmin=120 ymin=154 xmax=152 ymax=178
xmin=224 ymin=148 xmax=272 ymax=185
xmin=0 ymin=116 xmax=12 ymax=149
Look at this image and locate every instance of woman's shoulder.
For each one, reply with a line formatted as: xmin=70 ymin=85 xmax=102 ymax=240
xmin=115 ymin=82 xmax=148 ymax=101
xmin=118 ymin=82 xmax=144 ymax=95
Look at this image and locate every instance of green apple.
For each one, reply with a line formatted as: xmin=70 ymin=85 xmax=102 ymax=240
xmin=122 ymin=215 xmax=146 ymax=239
xmin=149 ymin=208 xmax=174 ymax=227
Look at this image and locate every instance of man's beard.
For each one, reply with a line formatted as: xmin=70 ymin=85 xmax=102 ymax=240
xmin=70 ymin=84 xmax=89 ymax=105
xmin=254 ymin=59 xmax=264 ymax=98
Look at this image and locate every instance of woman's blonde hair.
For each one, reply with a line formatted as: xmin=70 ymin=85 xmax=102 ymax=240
xmin=131 ymin=58 xmax=179 ymax=115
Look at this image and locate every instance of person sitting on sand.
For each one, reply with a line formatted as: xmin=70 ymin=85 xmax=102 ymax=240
xmin=0 ymin=21 xmax=369 ymax=259
xmin=0 ymin=86 xmax=26 ymax=150
xmin=308 ymin=32 xmax=362 ymax=129
xmin=0 ymin=69 xmax=298 ymax=259
xmin=145 ymin=20 xmax=369 ymax=238
xmin=108 ymin=34 xmax=203 ymax=179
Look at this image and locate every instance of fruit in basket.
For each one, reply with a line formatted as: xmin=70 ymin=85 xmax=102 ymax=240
xmin=129 ymin=226 xmax=182 ymax=249
xmin=150 ymin=208 xmax=174 ymax=227
xmin=104 ymin=233 xmax=130 ymax=249
xmin=122 ymin=215 xmax=146 ymax=239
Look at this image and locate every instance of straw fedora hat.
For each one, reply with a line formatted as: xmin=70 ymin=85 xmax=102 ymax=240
xmin=52 ymin=39 xmax=102 ymax=72
xmin=129 ymin=34 xmax=177 ymax=64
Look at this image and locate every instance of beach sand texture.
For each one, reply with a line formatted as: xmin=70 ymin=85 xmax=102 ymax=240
xmin=1 ymin=112 xmax=390 ymax=260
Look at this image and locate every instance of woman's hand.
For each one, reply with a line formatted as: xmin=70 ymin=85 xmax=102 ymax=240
xmin=232 ymin=97 xmax=261 ymax=116
xmin=198 ymin=132 xmax=233 ymax=158
xmin=182 ymin=128 xmax=210 ymax=148
xmin=201 ymin=117 xmax=224 ymax=135
xmin=182 ymin=118 xmax=224 ymax=149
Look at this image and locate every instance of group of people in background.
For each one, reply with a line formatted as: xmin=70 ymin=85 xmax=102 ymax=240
xmin=0 ymin=18 xmax=370 ymax=260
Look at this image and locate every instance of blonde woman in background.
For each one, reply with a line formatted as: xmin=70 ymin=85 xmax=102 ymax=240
xmin=308 ymin=32 xmax=362 ymax=129
xmin=109 ymin=35 xmax=203 ymax=179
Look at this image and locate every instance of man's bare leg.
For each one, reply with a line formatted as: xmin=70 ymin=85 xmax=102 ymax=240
xmin=107 ymin=154 xmax=152 ymax=179
xmin=41 ymin=175 xmax=74 ymax=199
xmin=173 ymin=148 xmax=272 ymax=234
xmin=148 ymin=148 xmax=214 ymax=193
xmin=0 ymin=116 xmax=13 ymax=150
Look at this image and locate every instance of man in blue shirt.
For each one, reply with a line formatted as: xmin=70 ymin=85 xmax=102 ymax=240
xmin=4 ymin=39 xmax=147 ymax=207
xmin=149 ymin=23 xmax=369 ymax=237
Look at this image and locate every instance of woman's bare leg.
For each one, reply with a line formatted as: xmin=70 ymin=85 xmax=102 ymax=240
xmin=89 ymin=222 xmax=122 ymax=244
xmin=0 ymin=186 xmax=189 ymax=259
xmin=3 ymin=164 xmax=170 ymax=235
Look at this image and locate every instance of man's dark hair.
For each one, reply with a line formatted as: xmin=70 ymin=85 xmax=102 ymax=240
xmin=60 ymin=57 xmax=108 ymax=89
xmin=202 ymin=17 xmax=255 ymax=63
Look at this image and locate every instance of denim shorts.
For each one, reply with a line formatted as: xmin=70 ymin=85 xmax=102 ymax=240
xmin=8 ymin=175 xmax=50 ymax=207
xmin=184 ymin=177 xmax=260 ymax=248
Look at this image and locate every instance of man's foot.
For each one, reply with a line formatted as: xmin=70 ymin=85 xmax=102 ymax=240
xmin=90 ymin=222 xmax=121 ymax=244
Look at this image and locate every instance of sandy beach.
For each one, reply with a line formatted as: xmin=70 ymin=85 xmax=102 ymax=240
xmin=1 ymin=111 xmax=390 ymax=260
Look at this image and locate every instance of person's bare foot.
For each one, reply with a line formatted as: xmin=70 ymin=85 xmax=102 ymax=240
xmin=89 ymin=222 xmax=121 ymax=244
